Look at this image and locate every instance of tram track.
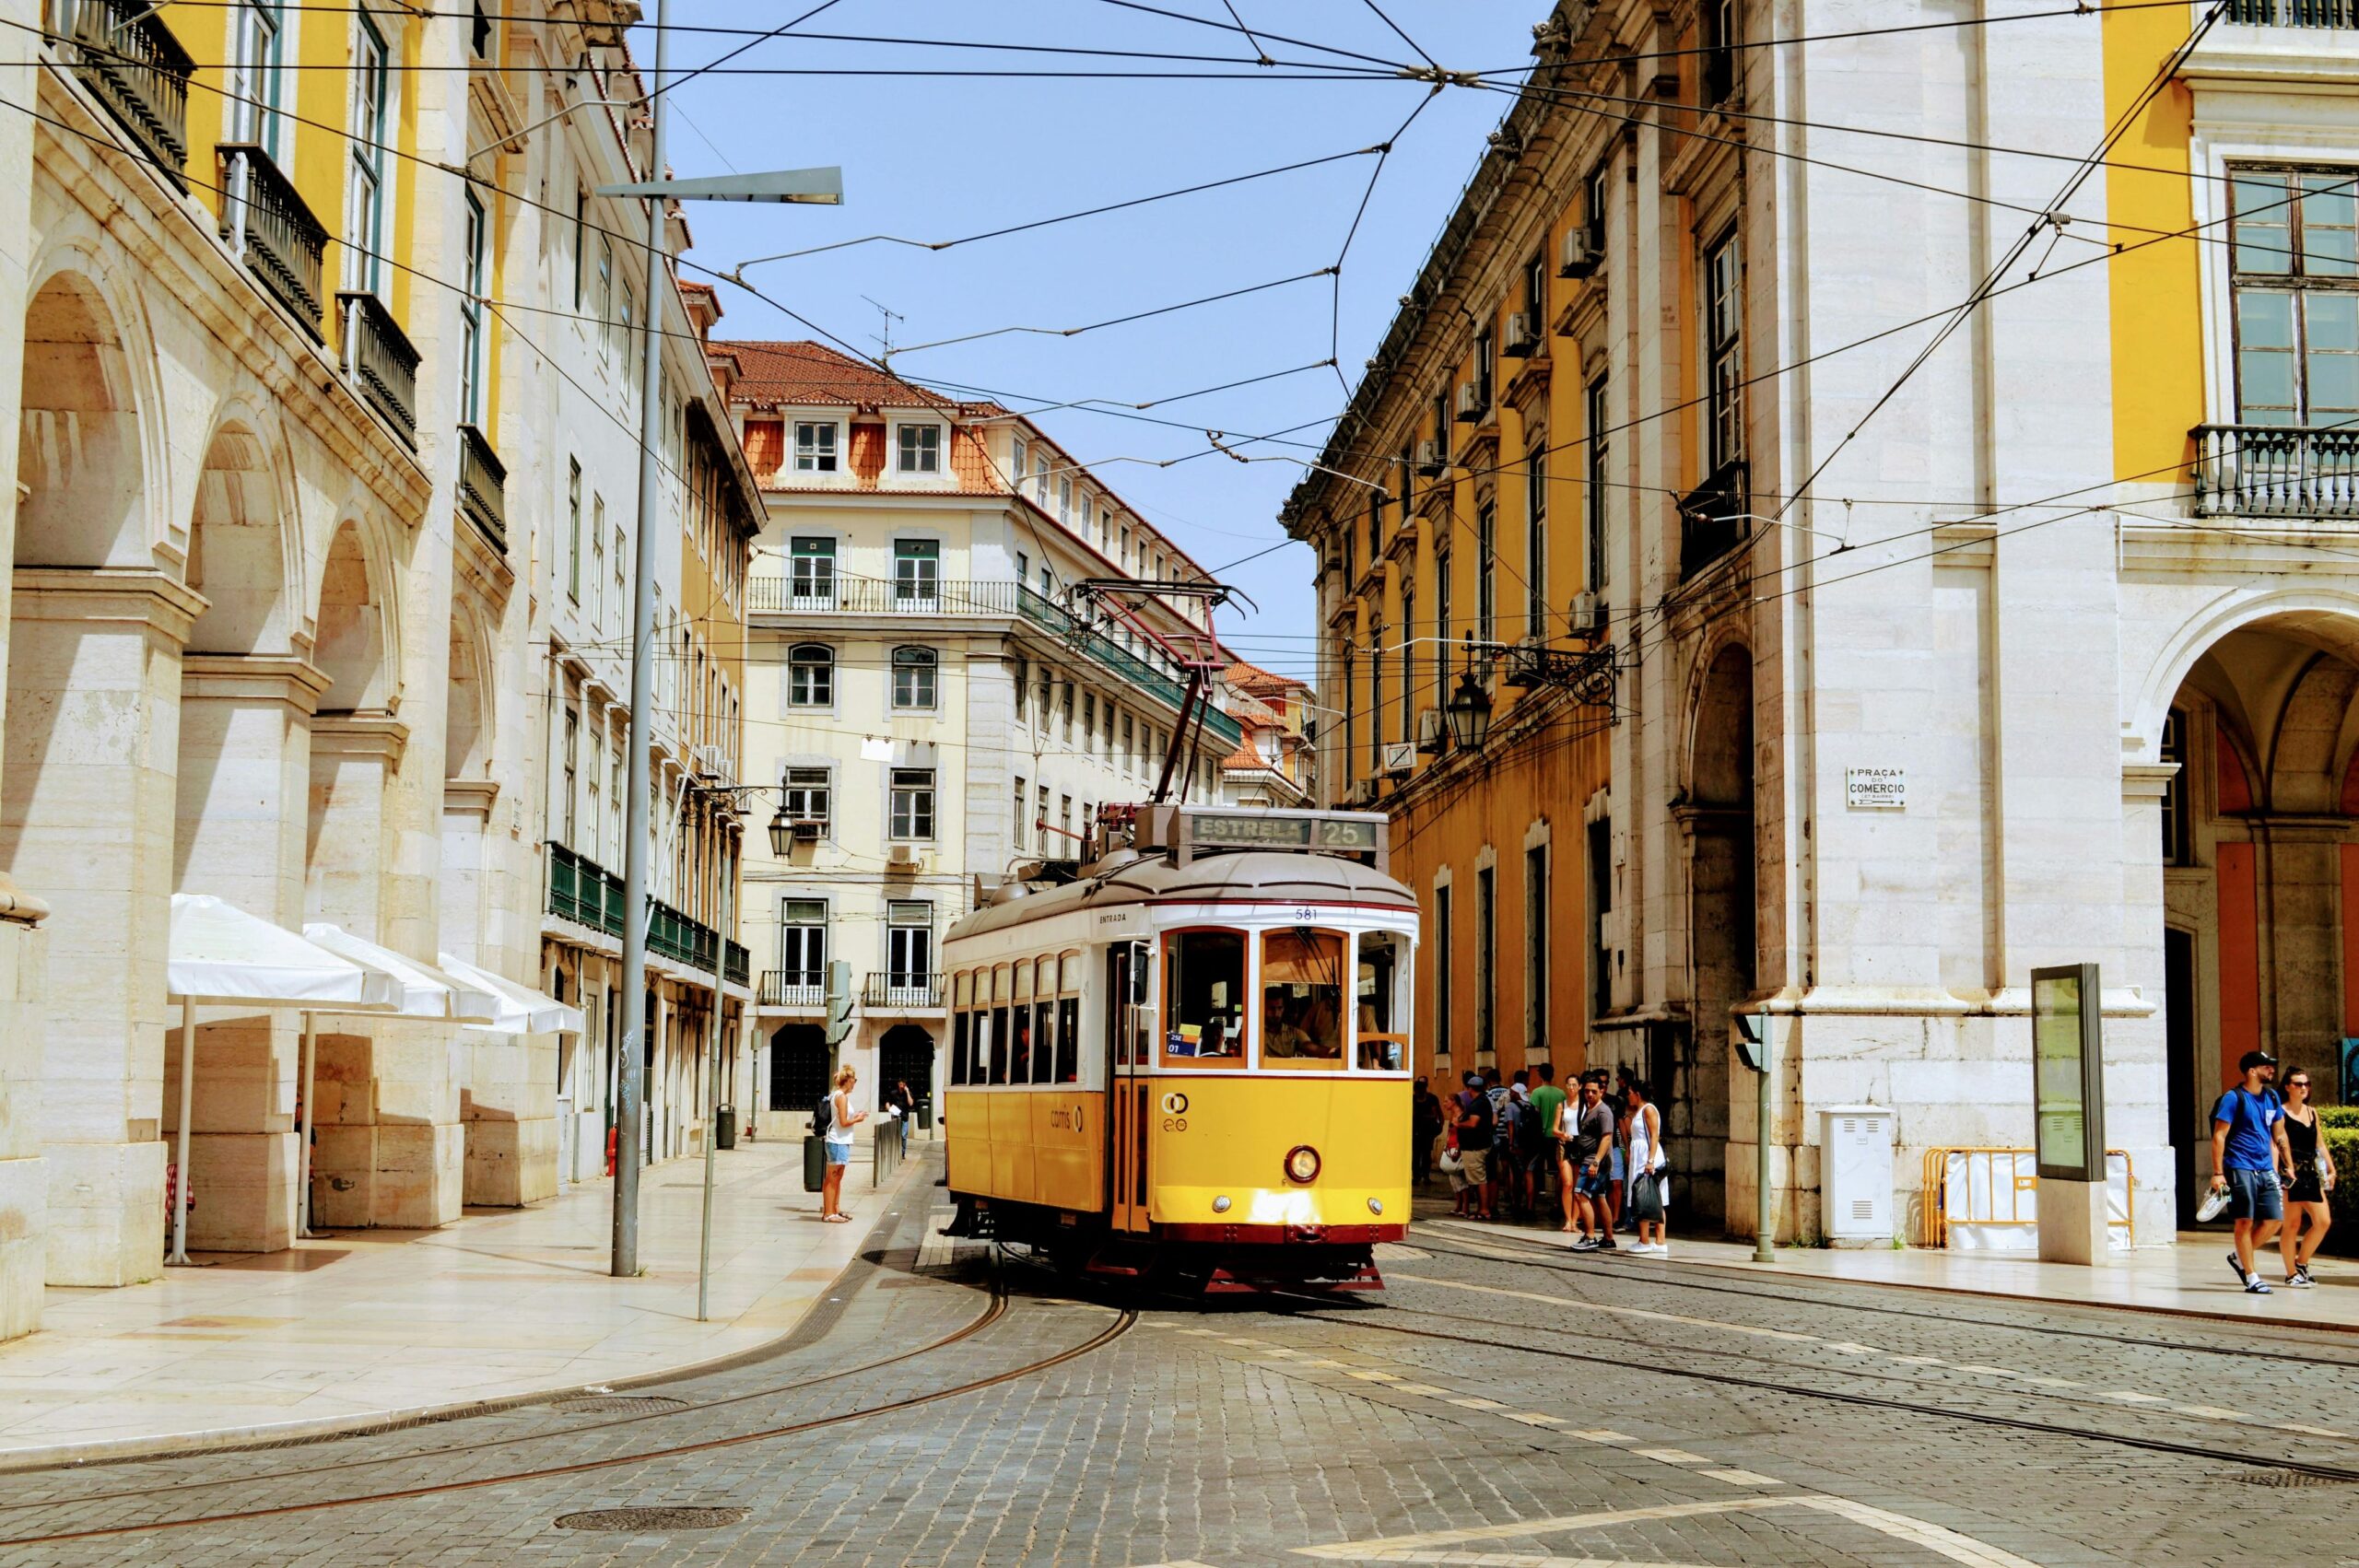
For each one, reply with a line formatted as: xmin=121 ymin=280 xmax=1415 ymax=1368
xmin=1279 ymin=1296 xmax=2359 ymax=1482
xmin=0 ymin=1258 xmax=1136 ymax=1549
xmin=1408 ymin=1224 xmax=2359 ymax=1368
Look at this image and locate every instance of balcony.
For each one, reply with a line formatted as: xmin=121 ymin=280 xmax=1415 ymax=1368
xmin=2192 ymin=423 xmax=2359 ymax=519
xmin=863 ymin=973 xmax=944 ymax=1011
xmin=1017 ymin=584 xmax=1246 ymax=748
xmin=457 ymin=422 xmax=508 ymax=556
xmin=758 ymin=971 xmax=825 ymax=1012
xmin=746 ymin=576 xmax=1018 ymax=616
xmin=336 ymin=291 xmax=419 ymax=447
xmin=217 ymin=143 xmax=326 ymax=334
xmin=48 ymin=0 xmax=193 ymax=189
xmin=1677 ymin=460 xmax=1751 ymax=580
xmin=724 ymin=941 xmax=749 ymax=989
xmin=546 ymin=840 xmax=735 ymax=983
xmin=2226 ymin=0 xmax=2357 ymax=23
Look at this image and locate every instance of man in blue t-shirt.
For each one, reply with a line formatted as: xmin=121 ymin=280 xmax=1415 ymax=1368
xmin=2210 ymin=1048 xmax=2296 ymax=1294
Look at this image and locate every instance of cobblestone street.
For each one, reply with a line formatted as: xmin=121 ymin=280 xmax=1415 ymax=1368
xmin=2 ymin=1155 xmax=2353 ymax=1566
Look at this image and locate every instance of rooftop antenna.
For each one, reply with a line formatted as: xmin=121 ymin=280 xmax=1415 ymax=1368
xmin=861 ymin=294 xmax=905 ymax=357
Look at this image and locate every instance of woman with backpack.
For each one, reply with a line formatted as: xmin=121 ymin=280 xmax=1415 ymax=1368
xmin=820 ymin=1064 xmax=864 ymax=1223
xmin=1625 ymin=1079 xmax=1669 ymax=1256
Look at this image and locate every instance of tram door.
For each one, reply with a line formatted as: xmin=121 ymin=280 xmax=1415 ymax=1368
xmin=1109 ymin=941 xmax=1152 ymax=1232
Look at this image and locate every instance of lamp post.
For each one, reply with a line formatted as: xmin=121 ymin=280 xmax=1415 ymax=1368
xmin=595 ymin=0 xmax=840 ymax=1281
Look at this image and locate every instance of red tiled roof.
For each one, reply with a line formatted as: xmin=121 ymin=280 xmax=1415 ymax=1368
xmin=722 ymin=340 xmax=967 ymax=414
xmin=1226 ymin=660 xmax=1308 ymax=697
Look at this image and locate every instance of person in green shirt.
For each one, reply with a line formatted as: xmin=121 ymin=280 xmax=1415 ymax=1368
xmin=1528 ymin=1062 xmax=1567 ymax=1212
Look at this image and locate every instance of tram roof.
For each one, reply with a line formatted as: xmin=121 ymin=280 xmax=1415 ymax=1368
xmin=947 ymin=849 xmax=1417 ymax=942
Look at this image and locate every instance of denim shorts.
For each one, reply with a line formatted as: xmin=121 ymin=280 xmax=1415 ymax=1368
xmin=825 ymin=1139 xmax=853 ymax=1168
xmin=2227 ymin=1166 xmax=2283 ymax=1223
xmin=1575 ymin=1165 xmax=1610 ymax=1198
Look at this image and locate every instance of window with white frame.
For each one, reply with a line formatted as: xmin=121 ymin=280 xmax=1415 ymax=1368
xmin=894 ymin=539 xmax=940 ymax=605
xmin=343 ymin=13 xmax=389 ymax=292
xmin=889 ymin=767 xmax=936 ymax=840
xmin=1705 ymin=231 xmax=1743 ymax=470
xmin=886 ymin=901 xmax=933 ymax=988
xmin=896 ymin=423 xmax=943 ymax=474
xmin=789 ymin=537 xmax=836 ymax=607
xmin=458 ymin=193 xmax=486 ymax=426
xmin=2231 ymin=167 xmax=2359 ymax=428
xmin=781 ymin=766 xmax=830 ymax=832
xmin=779 ymin=899 xmax=827 ymax=991
xmin=891 ymin=646 xmax=939 ymax=709
xmin=793 ymin=420 xmax=839 ymax=472
xmin=227 ymin=0 xmax=283 ymax=152
xmin=788 ymin=643 xmax=834 ymax=707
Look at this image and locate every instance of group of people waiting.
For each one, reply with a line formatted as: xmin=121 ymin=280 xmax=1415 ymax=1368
xmin=1414 ymin=1063 xmax=1671 ymax=1257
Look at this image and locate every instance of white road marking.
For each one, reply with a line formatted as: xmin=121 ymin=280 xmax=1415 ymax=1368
xmin=1564 ymin=1430 xmax=1636 ymax=1443
xmin=1292 ymin=1494 xmax=2047 ymax=1568
xmin=1697 ymin=1469 xmax=1783 ymax=1488
xmin=2096 ymin=1390 xmax=2169 ymax=1404
xmin=1505 ymin=1411 xmax=1566 ymax=1426
xmin=1448 ymin=1396 xmax=1507 ymax=1410
xmin=1631 ymin=1447 xmax=1710 ymax=1465
xmin=1822 ymin=1342 xmax=1882 ymax=1355
xmin=1393 ymin=1383 xmax=1449 ymax=1397
xmin=1388 ymin=1270 xmax=1819 ymax=1343
xmin=1346 ymin=1369 xmax=1402 ymax=1382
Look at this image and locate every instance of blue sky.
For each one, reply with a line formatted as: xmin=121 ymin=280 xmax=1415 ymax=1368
xmin=662 ymin=2 xmax=1542 ymax=690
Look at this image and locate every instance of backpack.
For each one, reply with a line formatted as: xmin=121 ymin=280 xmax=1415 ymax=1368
xmin=813 ymin=1089 xmax=833 ymax=1139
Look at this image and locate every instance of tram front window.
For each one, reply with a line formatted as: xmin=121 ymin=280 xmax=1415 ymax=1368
xmin=1261 ymin=928 xmax=1345 ymax=1071
xmin=1163 ymin=929 xmax=1247 ymax=1069
xmin=1356 ymin=930 xmax=1410 ymax=1071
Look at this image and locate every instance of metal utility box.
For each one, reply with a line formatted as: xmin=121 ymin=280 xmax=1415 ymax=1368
xmin=1821 ymin=1106 xmax=1895 ymax=1243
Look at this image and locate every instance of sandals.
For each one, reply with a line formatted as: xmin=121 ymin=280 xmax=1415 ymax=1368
xmin=822 ymin=1212 xmax=852 ymax=1223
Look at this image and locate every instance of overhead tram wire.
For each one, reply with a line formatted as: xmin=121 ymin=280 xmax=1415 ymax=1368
xmin=27 ymin=11 xmax=2313 ymax=619
xmin=872 ymin=268 xmax=1340 ymax=363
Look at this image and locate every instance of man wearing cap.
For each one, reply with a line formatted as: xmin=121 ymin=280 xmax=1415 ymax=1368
xmin=2211 ymin=1048 xmax=2296 ymax=1294
xmin=1452 ymin=1072 xmax=1496 ymax=1221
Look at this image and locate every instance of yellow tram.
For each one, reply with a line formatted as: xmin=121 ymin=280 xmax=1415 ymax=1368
xmin=940 ymin=805 xmax=1416 ymax=1292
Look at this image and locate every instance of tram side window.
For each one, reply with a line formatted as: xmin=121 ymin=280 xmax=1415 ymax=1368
xmin=1056 ymin=951 xmax=1083 ymax=1082
xmin=1163 ymin=929 xmax=1247 ymax=1069
xmin=1356 ymin=930 xmax=1409 ymax=1072
xmin=1010 ymin=964 xmax=1033 ymax=1084
xmin=990 ymin=964 xmax=1011 ymax=1086
xmin=951 ymin=971 xmax=974 ymax=1085
xmin=952 ymin=1009 xmax=970 ymax=1086
xmin=1260 ymin=928 xmax=1346 ymax=1071
xmin=1032 ymin=958 xmax=1055 ymax=1085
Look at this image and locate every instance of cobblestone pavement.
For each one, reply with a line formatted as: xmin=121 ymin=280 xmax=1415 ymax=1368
xmin=4 ymin=1160 xmax=2357 ymax=1567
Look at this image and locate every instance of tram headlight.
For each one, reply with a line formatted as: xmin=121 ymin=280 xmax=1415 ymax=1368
xmin=1212 ymin=1195 xmax=1231 ymax=1214
xmin=1285 ymin=1145 xmax=1321 ymax=1184
xmin=1367 ymin=1198 xmax=1383 ymax=1216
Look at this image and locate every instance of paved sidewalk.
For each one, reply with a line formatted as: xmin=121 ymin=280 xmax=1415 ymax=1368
xmin=1421 ymin=1206 xmax=2359 ymax=1333
xmin=0 ymin=1132 xmax=931 ymax=1462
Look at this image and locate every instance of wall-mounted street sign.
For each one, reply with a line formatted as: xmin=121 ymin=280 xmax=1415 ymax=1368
xmin=2031 ymin=963 xmax=2107 ymax=1182
xmin=1846 ymin=766 xmax=1907 ymax=809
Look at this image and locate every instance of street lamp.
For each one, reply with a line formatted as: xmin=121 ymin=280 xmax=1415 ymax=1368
xmin=766 ymin=805 xmax=795 ymax=859
xmin=1445 ymin=668 xmax=1493 ymax=751
xmin=596 ymin=0 xmax=844 ymax=1284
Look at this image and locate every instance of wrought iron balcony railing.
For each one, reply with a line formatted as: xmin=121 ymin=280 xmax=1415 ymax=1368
xmin=217 ymin=142 xmax=326 ymax=334
xmin=546 ymin=840 xmax=734 ymax=982
xmin=863 ymin=973 xmax=944 ymax=1010
xmin=757 ymin=971 xmax=826 ymax=1011
xmin=1676 ymin=460 xmax=1751 ymax=580
xmin=1017 ymin=584 xmax=1245 ymax=748
xmin=336 ymin=290 xmax=419 ymax=447
xmin=457 ymin=422 xmax=508 ymax=555
xmin=2226 ymin=0 xmax=2358 ymax=24
xmin=48 ymin=0 xmax=192 ymax=188
xmin=2192 ymin=424 xmax=2359 ymax=519
xmin=724 ymin=941 xmax=749 ymax=989
xmin=745 ymin=576 xmax=1020 ymax=616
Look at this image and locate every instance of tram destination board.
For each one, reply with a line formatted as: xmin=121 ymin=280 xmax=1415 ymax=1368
xmin=1136 ymin=805 xmax=1388 ymax=870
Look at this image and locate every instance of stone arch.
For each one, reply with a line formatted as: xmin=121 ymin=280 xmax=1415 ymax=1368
xmin=183 ymin=411 xmax=297 ymax=656
xmin=445 ymin=608 xmax=493 ymax=780
xmin=2130 ymin=588 xmax=2359 ymax=761
xmin=15 ymin=267 xmax=153 ymax=568
xmin=1685 ymin=638 xmax=1755 ymax=809
xmin=311 ymin=521 xmax=393 ymax=712
xmin=2265 ymin=654 xmax=2359 ymax=815
xmin=1672 ymin=635 xmax=1755 ymax=1231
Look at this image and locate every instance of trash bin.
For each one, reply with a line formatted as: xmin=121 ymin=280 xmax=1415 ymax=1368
xmin=803 ymin=1135 xmax=827 ymax=1192
xmin=715 ymin=1106 xmax=737 ymax=1150
xmin=917 ymin=1102 xmax=934 ymax=1133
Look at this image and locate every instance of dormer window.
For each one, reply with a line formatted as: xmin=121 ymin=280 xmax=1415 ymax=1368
xmin=896 ymin=423 xmax=943 ymax=474
xmin=793 ymin=421 xmax=839 ymax=473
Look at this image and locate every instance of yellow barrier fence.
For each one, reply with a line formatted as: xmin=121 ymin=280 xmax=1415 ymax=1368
xmin=1919 ymin=1147 xmax=2134 ymax=1250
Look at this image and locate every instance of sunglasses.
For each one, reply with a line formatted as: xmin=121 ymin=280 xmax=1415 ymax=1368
xmin=2290 ymin=1079 xmax=2312 ymax=1090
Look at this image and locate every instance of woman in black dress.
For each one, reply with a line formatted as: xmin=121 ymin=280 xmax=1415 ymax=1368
xmin=2279 ymin=1068 xmax=2335 ymax=1287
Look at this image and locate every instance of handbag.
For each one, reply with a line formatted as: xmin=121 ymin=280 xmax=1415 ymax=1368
xmin=1438 ymin=1147 xmax=1465 ymax=1176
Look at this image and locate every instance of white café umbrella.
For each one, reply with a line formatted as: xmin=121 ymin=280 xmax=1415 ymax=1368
xmin=439 ymin=953 xmax=585 ymax=1036
xmin=165 ymin=895 xmax=400 ymax=1264
xmin=293 ymin=925 xmax=501 ymax=1235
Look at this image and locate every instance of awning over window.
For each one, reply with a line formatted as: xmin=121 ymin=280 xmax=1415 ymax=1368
xmin=167 ymin=894 xmax=402 ymax=1011
xmin=440 ymin=953 xmax=585 ymax=1036
xmin=304 ymin=923 xmax=499 ymax=1022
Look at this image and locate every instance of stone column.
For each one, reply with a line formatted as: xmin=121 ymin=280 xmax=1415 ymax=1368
xmin=307 ymin=714 xmax=407 ymax=939
xmin=7 ymin=568 xmax=204 ymax=1285
xmin=438 ymin=779 xmax=498 ymax=966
